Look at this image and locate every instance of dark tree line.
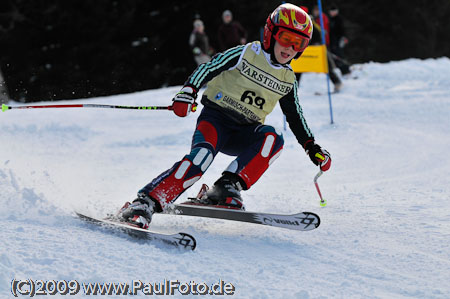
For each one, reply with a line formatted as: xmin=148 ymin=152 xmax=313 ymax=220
xmin=0 ymin=0 xmax=449 ymax=103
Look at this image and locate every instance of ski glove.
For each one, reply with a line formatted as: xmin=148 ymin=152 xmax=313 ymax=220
xmin=172 ymin=86 xmax=198 ymax=117
xmin=305 ymin=141 xmax=332 ymax=171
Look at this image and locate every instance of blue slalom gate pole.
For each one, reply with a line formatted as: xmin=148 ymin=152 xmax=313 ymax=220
xmin=317 ymin=0 xmax=334 ymax=124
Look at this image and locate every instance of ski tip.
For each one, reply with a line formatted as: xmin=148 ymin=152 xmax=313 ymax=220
xmin=178 ymin=232 xmax=197 ymax=251
xmin=2 ymin=104 xmax=9 ymax=112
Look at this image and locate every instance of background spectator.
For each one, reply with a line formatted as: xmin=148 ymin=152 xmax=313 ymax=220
xmin=312 ymin=5 xmax=330 ymax=46
xmin=217 ymin=10 xmax=247 ymax=51
xmin=189 ymin=19 xmax=213 ymax=66
xmin=328 ymin=4 xmax=351 ymax=75
xmin=311 ymin=5 xmax=342 ymax=92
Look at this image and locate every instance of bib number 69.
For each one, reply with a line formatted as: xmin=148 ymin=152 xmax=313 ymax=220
xmin=240 ymin=90 xmax=265 ymax=110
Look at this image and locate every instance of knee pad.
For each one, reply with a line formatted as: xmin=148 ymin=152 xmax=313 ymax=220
xmin=185 ymin=147 xmax=214 ymax=174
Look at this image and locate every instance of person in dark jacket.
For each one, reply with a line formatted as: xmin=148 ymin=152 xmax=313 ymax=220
xmin=311 ymin=5 xmax=342 ymax=92
xmin=328 ymin=4 xmax=351 ymax=75
xmin=217 ymin=10 xmax=247 ymax=51
xmin=189 ymin=19 xmax=213 ymax=65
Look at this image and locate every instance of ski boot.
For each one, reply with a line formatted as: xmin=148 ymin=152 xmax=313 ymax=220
xmin=200 ymin=172 xmax=246 ymax=210
xmin=119 ymin=192 xmax=156 ymax=229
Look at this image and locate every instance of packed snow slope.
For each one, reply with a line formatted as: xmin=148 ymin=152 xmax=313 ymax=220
xmin=1 ymin=58 xmax=449 ymax=298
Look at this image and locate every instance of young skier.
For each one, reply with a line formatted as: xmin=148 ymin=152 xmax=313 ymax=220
xmin=120 ymin=3 xmax=332 ymax=228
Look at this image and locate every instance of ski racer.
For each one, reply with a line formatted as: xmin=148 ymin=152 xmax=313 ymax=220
xmin=120 ymin=3 xmax=332 ymax=228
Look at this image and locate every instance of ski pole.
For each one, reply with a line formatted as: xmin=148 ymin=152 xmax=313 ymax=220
xmin=3 ymin=103 xmax=171 ymax=112
xmin=2 ymin=103 xmax=198 ymax=112
xmin=313 ymin=169 xmax=327 ymax=207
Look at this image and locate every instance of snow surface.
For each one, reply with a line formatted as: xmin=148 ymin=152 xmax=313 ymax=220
xmin=1 ymin=58 xmax=449 ymax=298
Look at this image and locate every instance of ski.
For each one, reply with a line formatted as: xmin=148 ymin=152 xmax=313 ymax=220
xmin=76 ymin=212 xmax=196 ymax=251
xmin=163 ymin=203 xmax=320 ymax=231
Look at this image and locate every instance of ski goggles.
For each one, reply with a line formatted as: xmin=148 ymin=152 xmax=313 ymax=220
xmin=274 ymin=28 xmax=309 ymax=52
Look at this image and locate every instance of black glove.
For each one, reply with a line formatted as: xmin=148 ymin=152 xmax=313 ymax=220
xmin=305 ymin=141 xmax=331 ymax=171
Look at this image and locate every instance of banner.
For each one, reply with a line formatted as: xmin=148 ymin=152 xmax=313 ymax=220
xmin=290 ymin=45 xmax=328 ymax=74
